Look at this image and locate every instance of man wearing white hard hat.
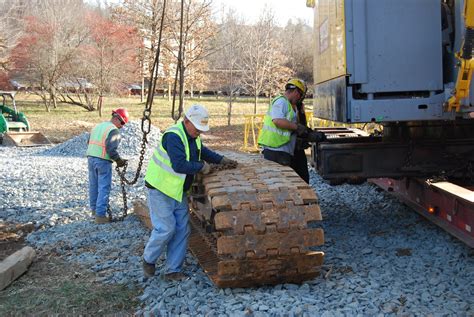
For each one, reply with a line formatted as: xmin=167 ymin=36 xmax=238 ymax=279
xmin=142 ymin=104 xmax=237 ymax=281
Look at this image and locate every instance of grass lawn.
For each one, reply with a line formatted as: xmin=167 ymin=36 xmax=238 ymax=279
xmin=12 ymin=92 xmax=299 ymax=151
xmin=0 ymin=253 xmax=140 ymax=316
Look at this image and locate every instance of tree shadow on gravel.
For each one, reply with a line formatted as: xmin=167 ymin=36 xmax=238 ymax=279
xmin=0 ymin=251 xmax=140 ymax=316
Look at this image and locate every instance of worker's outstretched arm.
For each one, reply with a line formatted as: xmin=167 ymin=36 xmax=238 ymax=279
xmin=201 ymin=146 xmax=223 ymax=164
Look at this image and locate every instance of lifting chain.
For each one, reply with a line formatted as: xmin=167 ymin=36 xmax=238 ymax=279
xmin=171 ymin=0 xmax=186 ymax=121
xmin=112 ymin=0 xmax=168 ymax=221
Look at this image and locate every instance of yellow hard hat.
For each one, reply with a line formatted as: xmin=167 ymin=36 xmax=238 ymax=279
xmin=285 ymin=78 xmax=306 ymax=94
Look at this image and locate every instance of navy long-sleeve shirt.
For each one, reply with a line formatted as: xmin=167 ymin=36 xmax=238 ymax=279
xmin=146 ymin=122 xmax=223 ymax=191
xmin=105 ymin=129 xmax=121 ymax=161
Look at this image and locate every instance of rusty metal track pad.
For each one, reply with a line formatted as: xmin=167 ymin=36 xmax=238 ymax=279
xmin=135 ymin=151 xmax=326 ymax=288
xmin=217 ymin=228 xmax=324 ymax=258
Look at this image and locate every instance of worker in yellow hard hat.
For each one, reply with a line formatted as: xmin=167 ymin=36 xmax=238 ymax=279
xmin=258 ymin=78 xmax=311 ymax=170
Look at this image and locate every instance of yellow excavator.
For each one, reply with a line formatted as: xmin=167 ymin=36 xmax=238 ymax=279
xmin=0 ymin=91 xmax=51 ymax=146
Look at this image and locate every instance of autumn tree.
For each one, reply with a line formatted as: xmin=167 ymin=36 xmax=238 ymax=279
xmin=71 ymin=12 xmax=140 ymax=113
xmin=11 ymin=0 xmax=89 ymax=111
xmin=0 ymin=0 xmax=27 ymax=71
xmin=0 ymin=0 xmax=28 ymax=89
xmin=264 ymin=58 xmax=293 ymax=99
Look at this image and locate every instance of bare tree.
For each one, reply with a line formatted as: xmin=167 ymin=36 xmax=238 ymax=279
xmin=113 ymin=0 xmax=171 ymax=99
xmin=166 ymin=0 xmax=216 ymax=118
xmin=185 ymin=58 xmax=208 ymax=97
xmin=209 ymin=8 xmax=245 ymax=125
xmin=113 ymin=0 xmax=217 ymax=116
xmin=264 ymin=55 xmax=293 ymax=99
xmin=239 ymin=7 xmax=289 ymax=113
xmin=279 ymin=19 xmax=313 ymax=83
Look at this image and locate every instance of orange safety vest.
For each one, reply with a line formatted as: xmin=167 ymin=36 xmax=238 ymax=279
xmin=86 ymin=121 xmax=118 ymax=160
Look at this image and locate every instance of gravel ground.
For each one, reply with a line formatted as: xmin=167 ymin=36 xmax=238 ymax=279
xmin=1 ymin=123 xmax=473 ymax=316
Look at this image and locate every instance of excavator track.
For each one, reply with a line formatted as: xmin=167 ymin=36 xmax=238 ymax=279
xmin=134 ymin=152 xmax=324 ymax=288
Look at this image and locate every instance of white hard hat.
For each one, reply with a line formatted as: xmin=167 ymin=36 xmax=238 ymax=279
xmin=185 ymin=104 xmax=209 ymax=132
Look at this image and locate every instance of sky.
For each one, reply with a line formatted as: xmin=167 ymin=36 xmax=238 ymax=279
xmin=93 ymin=0 xmax=314 ymax=27
xmin=212 ymin=0 xmax=314 ymax=26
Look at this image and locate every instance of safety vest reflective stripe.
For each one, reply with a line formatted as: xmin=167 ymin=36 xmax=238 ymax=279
xmin=167 ymin=126 xmax=182 ymax=135
xmin=151 ymin=153 xmax=186 ymax=180
xmin=88 ymin=126 xmax=115 ymax=157
xmin=145 ymin=122 xmax=202 ymax=201
xmin=261 ymin=124 xmax=292 ymax=137
xmin=86 ymin=122 xmax=117 ymax=160
xmin=150 ymin=126 xmax=188 ymax=163
xmin=257 ymin=95 xmax=295 ymax=148
xmin=155 ymin=145 xmax=170 ymax=161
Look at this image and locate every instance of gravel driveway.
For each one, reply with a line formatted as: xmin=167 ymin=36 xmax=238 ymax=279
xmin=1 ymin=122 xmax=473 ymax=316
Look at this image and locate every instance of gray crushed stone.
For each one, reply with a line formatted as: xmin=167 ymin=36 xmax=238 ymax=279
xmin=39 ymin=121 xmax=161 ymax=158
xmin=0 ymin=127 xmax=472 ymax=315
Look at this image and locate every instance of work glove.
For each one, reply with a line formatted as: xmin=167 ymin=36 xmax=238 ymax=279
xmin=200 ymin=161 xmax=212 ymax=175
xmin=306 ymin=131 xmax=327 ymax=143
xmin=220 ymin=156 xmax=238 ymax=166
xmin=295 ymin=137 xmax=311 ymax=151
xmin=115 ymin=157 xmax=128 ymax=168
xmin=295 ymin=123 xmax=310 ymax=137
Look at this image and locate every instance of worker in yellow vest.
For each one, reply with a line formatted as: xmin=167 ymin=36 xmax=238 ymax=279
xmin=86 ymin=108 xmax=129 ymax=224
xmin=142 ymin=104 xmax=237 ymax=281
xmin=258 ymin=78 xmax=310 ymax=167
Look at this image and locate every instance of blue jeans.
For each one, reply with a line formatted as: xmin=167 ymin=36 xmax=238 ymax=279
xmin=88 ymin=156 xmax=112 ymax=217
xmin=143 ymin=188 xmax=190 ymax=274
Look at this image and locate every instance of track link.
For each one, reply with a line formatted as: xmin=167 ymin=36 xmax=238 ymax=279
xmin=134 ymin=152 xmax=324 ymax=288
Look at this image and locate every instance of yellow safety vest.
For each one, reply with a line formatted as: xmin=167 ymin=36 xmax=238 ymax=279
xmin=145 ymin=122 xmax=202 ymax=202
xmin=258 ymin=95 xmax=295 ymax=148
xmin=86 ymin=121 xmax=118 ymax=161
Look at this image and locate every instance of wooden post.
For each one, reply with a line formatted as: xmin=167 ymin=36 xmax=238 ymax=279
xmin=0 ymin=246 xmax=35 ymax=290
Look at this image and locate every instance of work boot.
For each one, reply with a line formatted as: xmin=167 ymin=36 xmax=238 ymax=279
xmin=95 ymin=215 xmax=110 ymax=224
xmin=142 ymin=258 xmax=156 ymax=278
xmin=164 ymin=272 xmax=189 ymax=282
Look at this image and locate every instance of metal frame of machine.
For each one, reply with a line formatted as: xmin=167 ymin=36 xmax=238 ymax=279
xmin=370 ymin=177 xmax=474 ymax=248
xmin=308 ymin=0 xmax=474 ymax=248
